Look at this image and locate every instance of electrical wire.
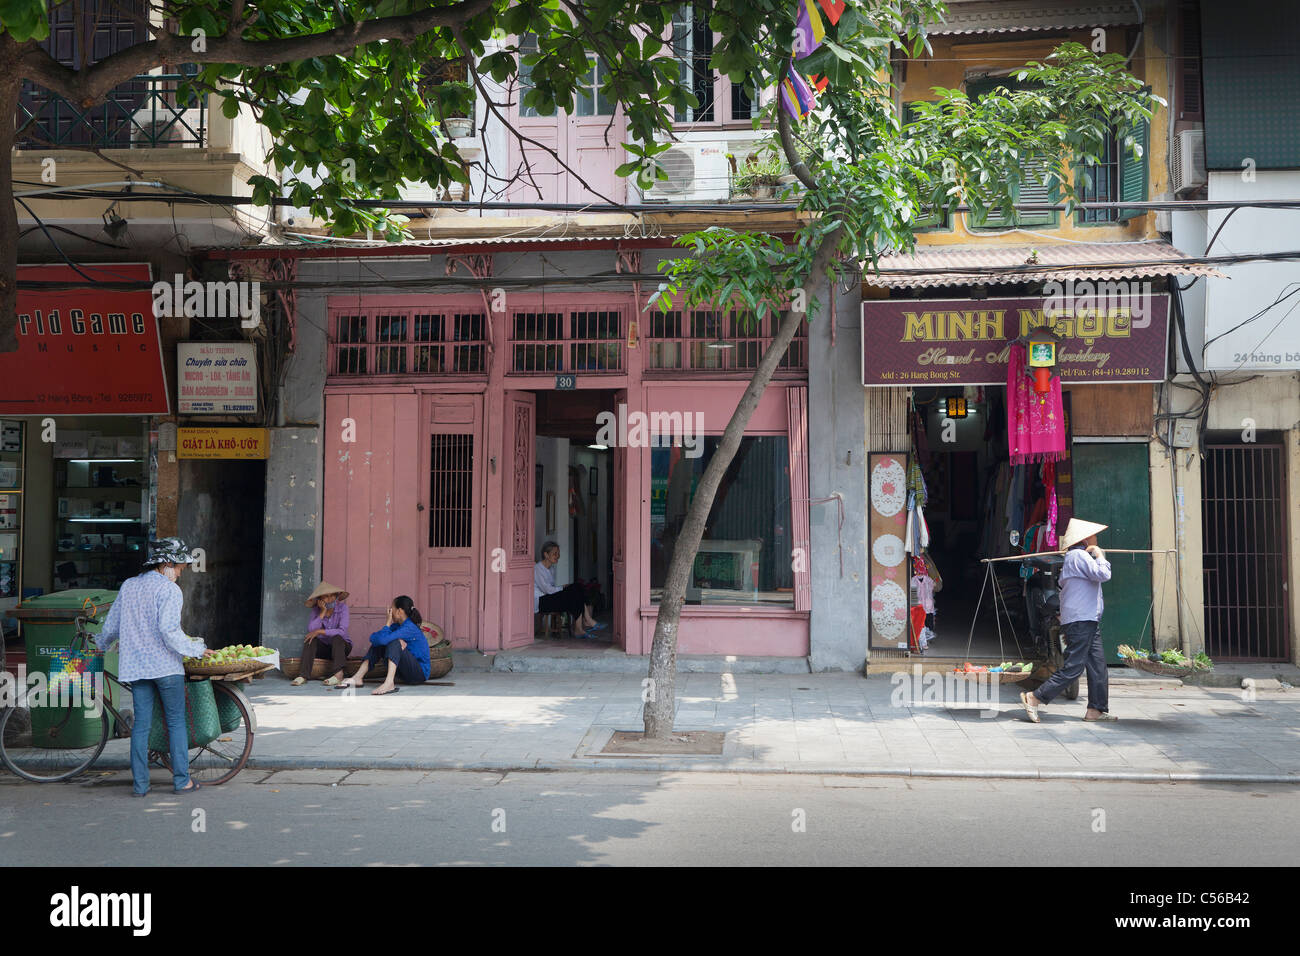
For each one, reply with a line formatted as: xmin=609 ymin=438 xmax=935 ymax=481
xmin=1200 ymin=283 xmax=1300 ymax=351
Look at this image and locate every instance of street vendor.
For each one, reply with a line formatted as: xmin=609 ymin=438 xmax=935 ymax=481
xmin=95 ymin=537 xmax=212 ymax=796
xmin=1021 ymin=519 xmax=1115 ymax=723
xmin=293 ymin=581 xmax=352 ymax=687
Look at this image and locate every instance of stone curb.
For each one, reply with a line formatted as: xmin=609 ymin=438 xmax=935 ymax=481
xmin=223 ymin=755 xmax=1300 ymax=784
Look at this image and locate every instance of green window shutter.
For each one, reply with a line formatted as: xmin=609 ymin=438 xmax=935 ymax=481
xmin=964 ymin=75 xmax=1053 ymax=229
xmin=903 ymin=102 xmax=946 ymax=229
xmin=1117 ymin=116 xmax=1149 ymax=220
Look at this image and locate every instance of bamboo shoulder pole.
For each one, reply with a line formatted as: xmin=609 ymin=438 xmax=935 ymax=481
xmin=979 ymin=549 xmax=1177 ymax=564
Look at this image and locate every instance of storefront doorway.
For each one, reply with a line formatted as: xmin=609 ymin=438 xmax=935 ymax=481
xmin=508 ymin=389 xmax=618 ymax=648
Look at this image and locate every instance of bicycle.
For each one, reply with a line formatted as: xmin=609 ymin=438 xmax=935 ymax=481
xmin=0 ymin=613 xmax=255 ymax=785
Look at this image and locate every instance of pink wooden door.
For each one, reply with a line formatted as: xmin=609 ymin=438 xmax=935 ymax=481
xmin=506 ymin=44 xmax=625 ymax=206
xmin=419 ymin=393 xmax=483 ymax=648
xmin=502 ymin=391 xmax=537 ymax=648
xmin=568 ymin=57 xmax=626 ymax=205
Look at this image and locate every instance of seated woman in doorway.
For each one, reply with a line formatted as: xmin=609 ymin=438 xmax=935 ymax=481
xmin=339 ymin=596 xmax=430 ymax=695
xmin=535 ymin=541 xmax=602 ymax=638
xmin=293 ymin=581 xmax=352 ymax=687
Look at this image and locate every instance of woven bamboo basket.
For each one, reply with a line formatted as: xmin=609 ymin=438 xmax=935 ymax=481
xmin=1125 ymin=656 xmax=1198 ymax=678
xmin=184 ymin=658 xmax=272 ymax=677
xmin=282 ymin=657 xmax=364 ymax=680
xmin=988 ymin=669 xmax=1037 ymax=684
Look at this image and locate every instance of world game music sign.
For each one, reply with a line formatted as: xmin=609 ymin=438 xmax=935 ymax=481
xmin=860 ymin=293 xmax=1169 ymax=386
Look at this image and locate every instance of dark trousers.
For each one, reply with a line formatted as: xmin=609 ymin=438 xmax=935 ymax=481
xmin=538 ymin=583 xmax=588 ymax=619
xmin=1036 ymin=620 xmax=1109 ymax=712
xmin=301 ymin=634 xmax=348 ymax=677
xmin=364 ymin=640 xmax=425 ymax=684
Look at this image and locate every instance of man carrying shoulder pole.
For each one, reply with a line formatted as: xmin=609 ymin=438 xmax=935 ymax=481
xmin=1021 ymin=519 xmax=1117 ymax=723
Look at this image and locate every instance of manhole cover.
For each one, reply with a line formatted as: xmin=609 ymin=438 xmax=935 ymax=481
xmin=600 ymin=730 xmax=725 ymax=756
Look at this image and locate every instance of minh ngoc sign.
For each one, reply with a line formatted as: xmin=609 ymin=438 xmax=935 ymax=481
xmin=861 ymin=290 xmax=1169 ymax=387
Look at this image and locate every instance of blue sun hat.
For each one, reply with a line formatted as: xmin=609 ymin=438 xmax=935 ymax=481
xmin=144 ymin=537 xmax=194 ymax=567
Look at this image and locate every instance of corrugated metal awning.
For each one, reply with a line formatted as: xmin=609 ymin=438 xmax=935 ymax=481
xmin=931 ymin=0 xmax=1142 ymax=35
xmin=864 ymin=241 xmax=1224 ymax=289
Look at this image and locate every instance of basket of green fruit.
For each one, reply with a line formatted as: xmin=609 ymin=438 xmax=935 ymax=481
xmin=1116 ymin=644 xmax=1212 ymax=677
xmin=184 ymin=644 xmax=277 ymax=676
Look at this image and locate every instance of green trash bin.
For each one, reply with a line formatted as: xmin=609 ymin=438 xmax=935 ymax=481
xmin=8 ymin=589 xmax=119 ymax=749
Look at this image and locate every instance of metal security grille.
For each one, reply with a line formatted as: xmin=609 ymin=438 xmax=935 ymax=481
xmin=429 ymin=434 xmax=474 ymax=548
xmin=1201 ymin=443 xmax=1290 ymax=661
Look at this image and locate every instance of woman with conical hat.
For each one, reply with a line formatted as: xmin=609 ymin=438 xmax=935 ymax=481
xmin=1020 ymin=519 xmax=1118 ymax=724
xmin=294 ymin=581 xmax=352 ymax=686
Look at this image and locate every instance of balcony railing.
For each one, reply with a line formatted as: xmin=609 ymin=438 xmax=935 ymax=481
xmin=16 ymin=73 xmax=206 ymax=149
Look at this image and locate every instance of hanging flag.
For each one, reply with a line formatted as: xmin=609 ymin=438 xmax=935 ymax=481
xmin=779 ymin=63 xmax=817 ymax=121
xmin=817 ymin=0 xmax=846 ymax=25
xmin=793 ymin=0 xmax=825 ymax=59
xmin=809 ymin=74 xmax=830 ymax=93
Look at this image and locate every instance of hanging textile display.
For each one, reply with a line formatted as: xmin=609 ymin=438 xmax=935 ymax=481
xmin=1006 ymin=341 xmax=1066 ymax=465
xmin=868 ymin=453 xmax=910 ymax=649
xmin=1043 ymin=461 xmax=1059 ymax=548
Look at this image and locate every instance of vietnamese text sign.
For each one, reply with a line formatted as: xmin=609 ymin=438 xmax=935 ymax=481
xmin=861 ymin=294 xmax=1169 ymax=386
xmin=178 ymin=342 xmax=258 ymax=414
xmin=178 ymin=427 xmax=269 ymax=459
xmin=2 ymin=264 xmax=169 ymax=415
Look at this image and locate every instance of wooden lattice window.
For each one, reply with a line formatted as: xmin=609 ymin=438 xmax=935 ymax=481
xmin=329 ymin=308 xmax=487 ymax=376
xmin=509 ymin=310 xmax=622 ymax=374
xmin=648 ymin=307 xmax=806 ymax=371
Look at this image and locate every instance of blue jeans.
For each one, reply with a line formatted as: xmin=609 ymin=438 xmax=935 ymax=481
xmin=129 ymin=675 xmax=191 ymax=794
xmin=1035 ymin=620 xmax=1109 ymax=712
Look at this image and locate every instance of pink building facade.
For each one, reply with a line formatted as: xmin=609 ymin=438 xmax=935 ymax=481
xmin=315 ymin=256 xmax=812 ymax=658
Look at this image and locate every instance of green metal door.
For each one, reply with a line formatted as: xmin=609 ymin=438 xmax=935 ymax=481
xmin=1071 ymin=443 xmax=1153 ymax=662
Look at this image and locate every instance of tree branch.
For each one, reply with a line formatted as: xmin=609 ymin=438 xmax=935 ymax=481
xmin=20 ymin=0 xmax=497 ymax=105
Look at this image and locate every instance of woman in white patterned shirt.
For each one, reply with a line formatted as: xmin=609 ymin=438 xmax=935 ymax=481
xmin=96 ymin=538 xmax=212 ymax=796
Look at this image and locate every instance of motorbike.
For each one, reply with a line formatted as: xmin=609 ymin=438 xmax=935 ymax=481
xmin=1020 ymin=552 xmax=1080 ymax=701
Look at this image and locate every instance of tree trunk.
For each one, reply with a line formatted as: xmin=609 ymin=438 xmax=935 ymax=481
xmin=0 ymin=43 xmax=21 ymax=354
xmin=643 ymin=225 xmax=845 ymax=738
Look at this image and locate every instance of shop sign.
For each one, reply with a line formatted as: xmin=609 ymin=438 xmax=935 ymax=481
xmin=177 ymin=427 xmax=269 ymax=460
xmin=861 ymin=294 xmax=1169 ymax=386
xmin=177 ymin=342 xmax=258 ymax=414
xmin=1 ymin=264 xmax=169 ymax=415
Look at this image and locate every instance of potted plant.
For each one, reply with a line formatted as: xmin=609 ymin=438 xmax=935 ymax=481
xmin=438 ymin=80 xmax=476 ymax=138
xmin=732 ymin=152 xmax=786 ymax=199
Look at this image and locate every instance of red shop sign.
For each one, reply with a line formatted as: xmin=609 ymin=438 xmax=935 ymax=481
xmin=861 ymin=294 xmax=1169 ymax=386
xmin=1 ymin=263 xmax=170 ymax=415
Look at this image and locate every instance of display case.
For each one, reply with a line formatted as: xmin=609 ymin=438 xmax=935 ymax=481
xmin=0 ymin=420 xmax=23 ymax=622
xmin=53 ymin=431 xmax=148 ymax=591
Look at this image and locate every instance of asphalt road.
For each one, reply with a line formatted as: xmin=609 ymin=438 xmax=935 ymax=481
xmin=1 ymin=769 xmax=1296 ymax=866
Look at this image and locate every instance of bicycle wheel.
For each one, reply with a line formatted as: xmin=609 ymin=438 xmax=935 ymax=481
xmin=0 ymin=703 xmax=109 ymax=783
xmin=157 ymin=683 xmax=253 ymax=785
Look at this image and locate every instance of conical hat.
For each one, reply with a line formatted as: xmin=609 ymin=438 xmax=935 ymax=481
xmin=305 ymin=581 xmax=349 ymax=606
xmin=1060 ymin=519 xmax=1108 ymax=550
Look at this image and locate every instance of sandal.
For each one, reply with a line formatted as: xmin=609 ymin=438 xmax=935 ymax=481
xmin=174 ymin=780 xmax=202 ymax=794
xmin=290 ymin=676 xmax=307 ymax=686
xmin=322 ymin=675 xmax=342 ymax=687
xmin=371 ymin=685 xmax=400 ymax=696
xmin=1084 ymin=713 xmax=1119 ymax=722
xmin=1020 ymin=691 xmax=1041 ymax=723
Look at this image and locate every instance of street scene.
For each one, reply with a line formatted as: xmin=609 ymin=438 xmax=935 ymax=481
xmin=0 ymin=0 xmax=1296 ymax=912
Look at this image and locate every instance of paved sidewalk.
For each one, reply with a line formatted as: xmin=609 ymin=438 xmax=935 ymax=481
xmin=213 ymin=670 xmax=1300 ymax=783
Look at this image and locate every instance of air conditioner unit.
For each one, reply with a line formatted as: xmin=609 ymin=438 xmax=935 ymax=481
xmin=638 ymin=141 xmax=730 ymax=202
xmin=129 ymin=108 xmax=204 ymax=148
xmin=1171 ymin=126 xmax=1207 ymax=194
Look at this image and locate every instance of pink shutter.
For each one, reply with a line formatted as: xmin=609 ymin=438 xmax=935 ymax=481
xmin=787 ymin=385 xmax=811 ymax=611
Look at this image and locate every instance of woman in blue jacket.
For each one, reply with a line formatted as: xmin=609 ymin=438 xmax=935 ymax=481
xmin=340 ymin=595 xmax=430 ymax=695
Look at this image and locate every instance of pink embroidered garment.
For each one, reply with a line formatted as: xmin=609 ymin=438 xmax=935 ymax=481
xmin=1007 ymin=342 xmax=1066 ymax=465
